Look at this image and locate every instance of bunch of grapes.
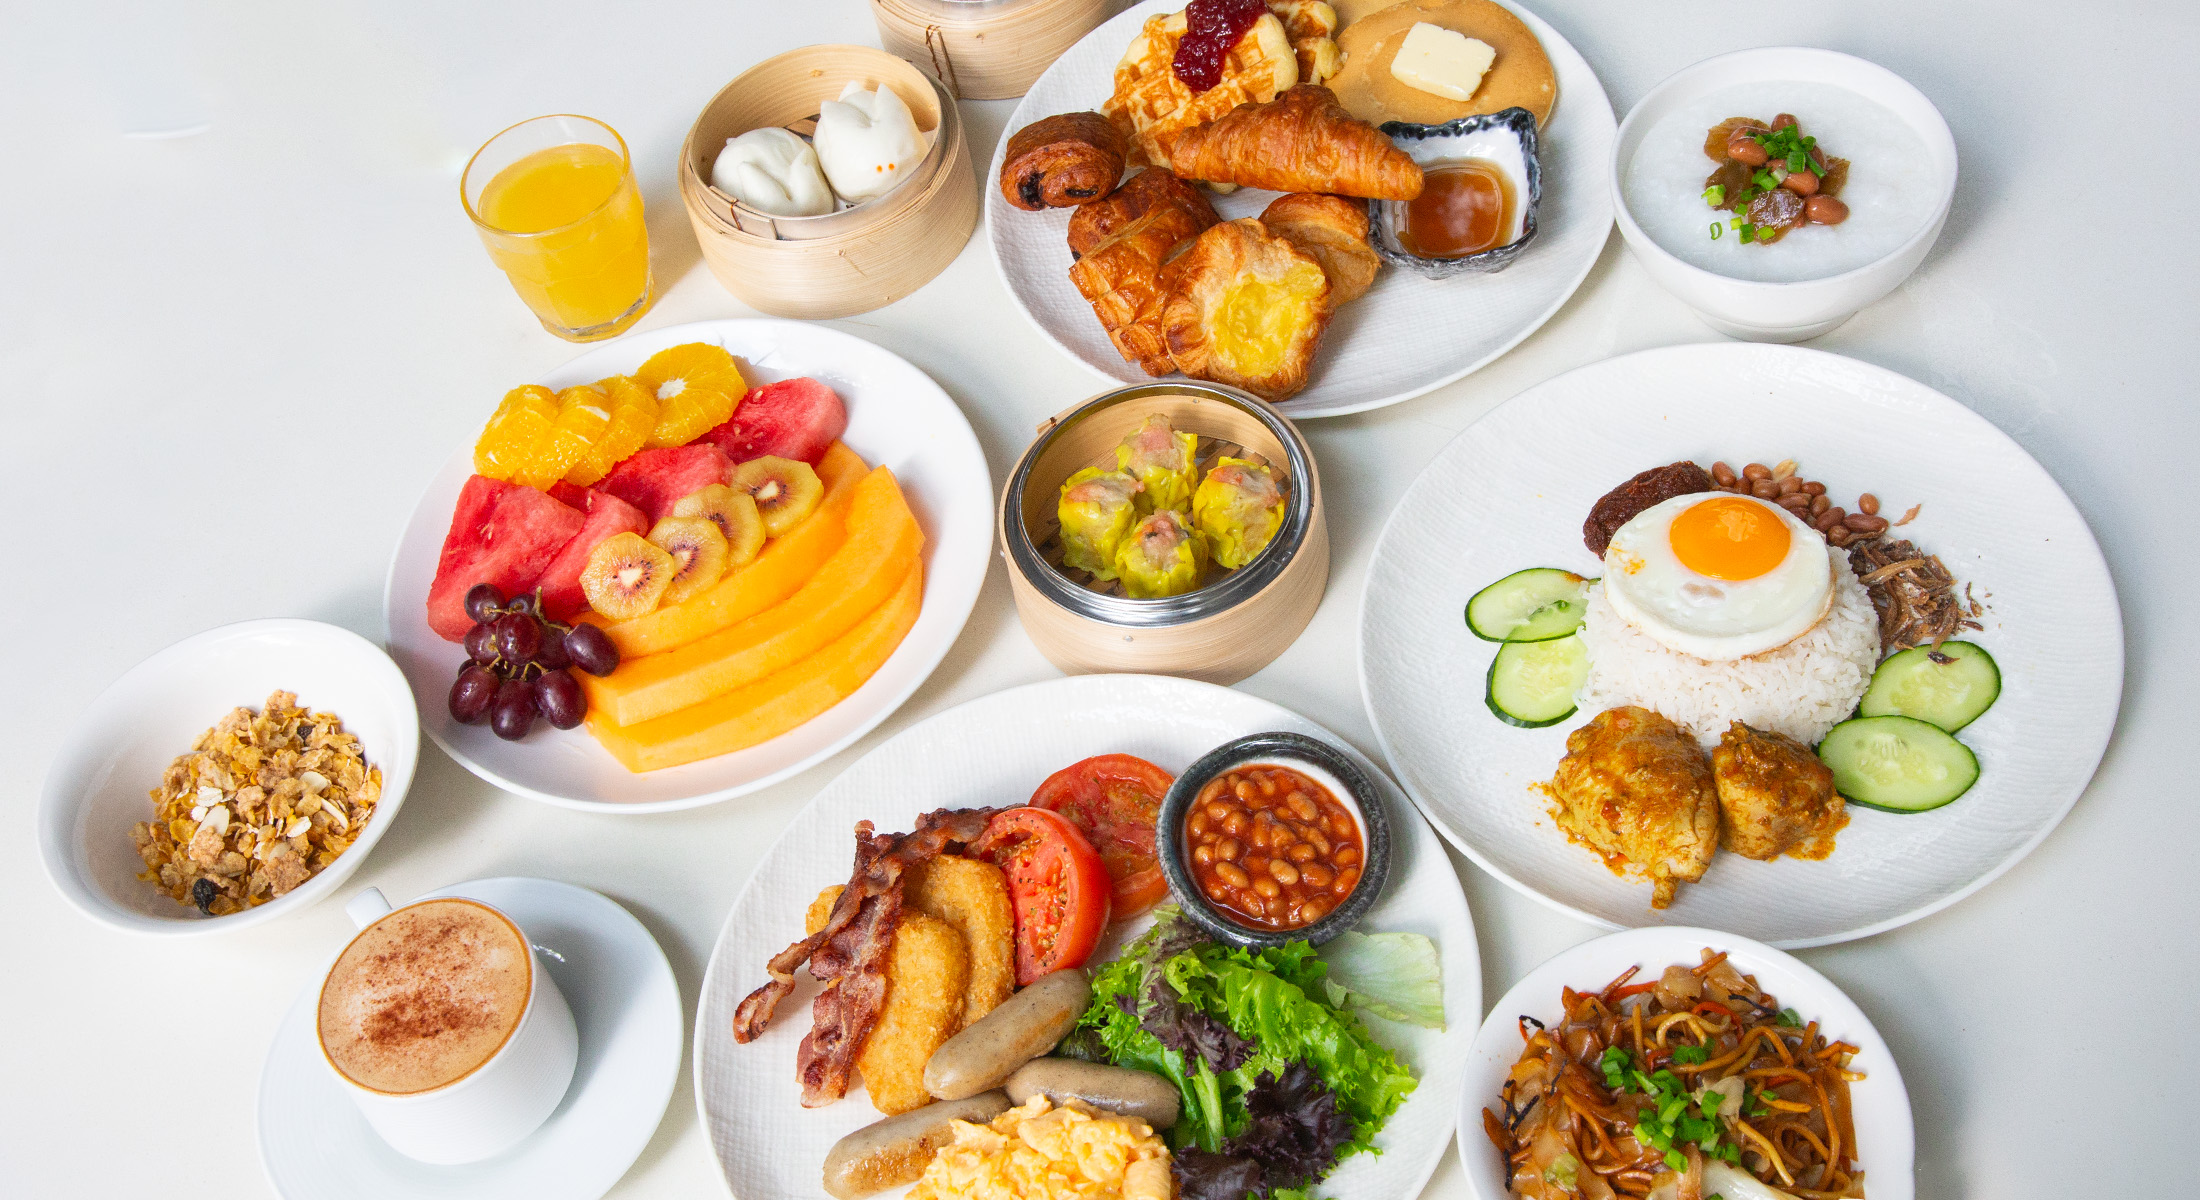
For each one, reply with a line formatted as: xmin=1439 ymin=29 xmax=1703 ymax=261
xmin=447 ymin=584 xmax=620 ymax=741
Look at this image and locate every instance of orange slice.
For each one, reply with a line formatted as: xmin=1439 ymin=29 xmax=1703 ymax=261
xmin=516 ymin=385 xmax=614 ymax=489
xmin=565 ymin=375 xmax=659 ymax=486
xmin=634 ymin=342 xmax=746 ymax=448
xmin=473 ymin=385 xmax=560 ymax=481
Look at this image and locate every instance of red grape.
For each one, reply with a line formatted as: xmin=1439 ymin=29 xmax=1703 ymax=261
xmin=464 ymin=622 xmax=497 ymax=664
xmin=490 ymin=678 xmax=537 ymax=741
xmin=495 ymin=612 xmax=542 ymax=662
xmin=448 ymin=664 xmax=499 ymax=725
xmin=534 ymin=631 xmax=572 ymax=671
xmin=535 ymin=670 xmax=585 ymax=729
xmin=564 ymin=624 xmax=619 ymax=676
xmin=463 ymin=583 xmax=504 ymax=623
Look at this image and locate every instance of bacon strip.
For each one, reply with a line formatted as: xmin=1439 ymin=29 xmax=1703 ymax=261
xmin=733 ymin=807 xmax=1000 ymax=1107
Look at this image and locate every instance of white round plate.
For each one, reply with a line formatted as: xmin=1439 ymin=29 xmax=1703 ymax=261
xmin=693 ymin=674 xmax=1481 ymax=1200
xmin=1456 ymin=926 xmax=1914 ymax=1200
xmin=383 ymin=319 xmax=992 ymax=813
xmin=1360 ymin=342 xmax=2122 ymax=946
xmin=988 ymin=0 xmax=1616 ymax=418
xmin=257 ymin=877 xmax=683 ymax=1200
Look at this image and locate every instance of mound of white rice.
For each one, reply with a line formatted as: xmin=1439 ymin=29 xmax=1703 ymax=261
xmin=1576 ymin=567 xmax=1879 ymax=746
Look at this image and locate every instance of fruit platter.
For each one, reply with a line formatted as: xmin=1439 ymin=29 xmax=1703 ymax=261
xmin=383 ymin=320 xmax=993 ymax=813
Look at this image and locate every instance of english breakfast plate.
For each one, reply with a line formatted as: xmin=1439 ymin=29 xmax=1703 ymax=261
xmin=693 ymin=674 xmax=1481 ymax=1200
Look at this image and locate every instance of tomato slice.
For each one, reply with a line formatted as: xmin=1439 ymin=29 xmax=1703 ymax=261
xmin=1028 ymin=754 xmax=1173 ymax=921
xmin=970 ymin=807 xmax=1112 ymax=985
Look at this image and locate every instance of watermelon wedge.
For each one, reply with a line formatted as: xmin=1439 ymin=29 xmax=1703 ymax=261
xmin=595 ymin=443 xmax=732 ymax=522
xmin=426 ymin=477 xmax=586 ymax=642
xmin=699 ymin=377 xmax=847 ymax=466
xmin=535 ymin=489 xmax=651 ymax=621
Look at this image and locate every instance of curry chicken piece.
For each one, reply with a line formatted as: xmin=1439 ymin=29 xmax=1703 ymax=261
xmin=1713 ymin=720 xmax=1848 ymax=861
xmin=1547 ymin=706 xmax=1719 ymax=909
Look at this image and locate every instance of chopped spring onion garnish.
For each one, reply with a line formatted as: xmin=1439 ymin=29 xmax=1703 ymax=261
xmin=1709 ymin=222 xmax=1722 ymax=240
xmin=1672 ymin=1044 xmax=1710 ymax=1065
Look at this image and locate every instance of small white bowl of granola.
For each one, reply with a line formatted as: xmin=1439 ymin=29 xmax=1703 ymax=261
xmin=38 ymin=618 xmax=418 ymax=936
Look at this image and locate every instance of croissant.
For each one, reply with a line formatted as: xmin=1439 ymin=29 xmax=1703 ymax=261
xmin=1260 ymin=192 xmax=1380 ymax=306
xmin=1069 ymin=205 xmax=1209 ymax=375
xmin=1069 ymin=168 xmax=1218 ymax=259
xmin=1168 ymin=85 xmax=1423 ymax=201
xmin=999 ymin=112 xmax=1126 ymax=211
xmin=1160 ymin=218 xmax=1333 ymax=401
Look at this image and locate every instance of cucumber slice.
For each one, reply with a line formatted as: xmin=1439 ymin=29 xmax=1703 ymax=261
xmin=1487 ymin=634 xmax=1590 ymax=728
xmin=1816 ymin=716 xmax=1979 ymax=813
xmin=1858 ymin=641 xmax=2001 ymax=732
xmin=1467 ymin=568 xmax=1594 ymax=643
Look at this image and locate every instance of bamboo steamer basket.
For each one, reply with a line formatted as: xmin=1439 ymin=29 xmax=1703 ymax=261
xmin=1001 ymin=383 xmax=1330 ymax=685
xmin=871 ymin=0 xmax=1116 ymax=100
xmin=678 ymin=45 xmax=977 ymax=320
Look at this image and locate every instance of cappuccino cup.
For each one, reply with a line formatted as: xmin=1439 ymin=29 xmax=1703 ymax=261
xmin=317 ymin=888 xmax=578 ymax=1164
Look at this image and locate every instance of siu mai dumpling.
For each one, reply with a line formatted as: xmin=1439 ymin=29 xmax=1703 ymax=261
xmin=1114 ymin=508 xmax=1209 ymax=598
xmin=1192 ymin=454 xmax=1286 ymax=569
xmin=1115 ymin=414 xmax=1199 ymax=514
xmin=1058 ymin=467 xmax=1143 ymax=580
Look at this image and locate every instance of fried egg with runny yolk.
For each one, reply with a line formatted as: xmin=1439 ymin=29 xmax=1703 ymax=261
xmin=1601 ymin=493 xmax=1836 ymax=661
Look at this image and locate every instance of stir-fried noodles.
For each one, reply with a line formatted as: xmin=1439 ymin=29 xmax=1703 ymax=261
xmin=1484 ymin=949 xmax=1865 ymax=1199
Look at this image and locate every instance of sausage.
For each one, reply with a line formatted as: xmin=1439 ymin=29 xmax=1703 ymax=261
xmin=1005 ymin=1059 xmax=1181 ymax=1129
xmin=922 ymin=968 xmax=1091 ymax=1101
xmin=821 ymin=1091 xmax=1011 ymax=1199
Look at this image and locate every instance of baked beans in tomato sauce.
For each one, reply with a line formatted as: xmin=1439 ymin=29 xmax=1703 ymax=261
xmin=1183 ymin=764 xmax=1363 ymax=931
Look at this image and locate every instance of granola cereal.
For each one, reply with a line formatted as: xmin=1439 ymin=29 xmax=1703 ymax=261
xmin=130 ymin=690 xmax=382 ymax=916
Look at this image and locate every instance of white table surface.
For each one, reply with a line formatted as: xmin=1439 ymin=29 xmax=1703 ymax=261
xmin=5 ymin=0 xmax=2194 ymax=1195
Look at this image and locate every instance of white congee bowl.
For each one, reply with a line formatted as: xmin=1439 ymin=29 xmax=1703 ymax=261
xmin=1612 ymin=47 xmax=1957 ymax=342
xmin=39 ymin=619 xmax=419 ymax=936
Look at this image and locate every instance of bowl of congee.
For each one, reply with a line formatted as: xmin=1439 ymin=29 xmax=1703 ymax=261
xmin=1612 ymin=47 xmax=1957 ymax=342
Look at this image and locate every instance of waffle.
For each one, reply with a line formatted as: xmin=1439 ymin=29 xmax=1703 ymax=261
xmin=1267 ymin=0 xmax=1342 ymax=85
xmin=1102 ymin=11 xmax=1299 ymax=171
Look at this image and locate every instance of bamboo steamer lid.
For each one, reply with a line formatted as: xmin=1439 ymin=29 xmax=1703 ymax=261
xmin=1000 ymin=383 xmax=1331 ymax=685
xmin=871 ymin=0 xmax=1116 ymax=100
xmin=678 ymin=45 xmax=978 ymax=320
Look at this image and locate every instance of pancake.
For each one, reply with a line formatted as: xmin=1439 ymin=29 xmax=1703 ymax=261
xmin=1331 ymin=0 xmax=1556 ymax=128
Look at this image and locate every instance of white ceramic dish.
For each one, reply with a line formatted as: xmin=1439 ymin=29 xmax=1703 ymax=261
xmin=257 ymin=877 xmax=682 ymax=1200
xmin=1360 ymin=342 xmax=2122 ymax=946
xmin=987 ymin=0 xmax=1615 ymax=418
xmin=693 ymin=674 xmax=1481 ymax=1200
xmin=382 ymin=318 xmax=992 ymax=813
xmin=1456 ymin=926 xmax=1915 ymax=1199
xmin=38 ymin=618 xmax=419 ymax=936
xmin=1612 ymin=47 xmax=1957 ymax=342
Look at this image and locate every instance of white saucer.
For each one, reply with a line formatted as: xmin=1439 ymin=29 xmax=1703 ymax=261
xmin=256 ymin=877 xmax=683 ymax=1200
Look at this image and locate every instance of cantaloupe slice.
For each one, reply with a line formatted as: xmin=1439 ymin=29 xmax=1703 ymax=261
xmin=587 ymin=441 xmax=868 ymax=658
xmin=579 ymin=466 xmax=922 ymax=727
xmin=586 ymin=561 xmax=923 ymax=772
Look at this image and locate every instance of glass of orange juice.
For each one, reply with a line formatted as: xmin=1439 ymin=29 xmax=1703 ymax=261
xmin=462 ymin=115 xmax=653 ymax=342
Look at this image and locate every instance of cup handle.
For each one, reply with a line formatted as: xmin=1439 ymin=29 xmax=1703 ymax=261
xmin=345 ymin=887 xmax=393 ymax=930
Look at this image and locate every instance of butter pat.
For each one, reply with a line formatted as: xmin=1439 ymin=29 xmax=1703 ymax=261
xmin=1389 ymin=22 xmax=1496 ymax=102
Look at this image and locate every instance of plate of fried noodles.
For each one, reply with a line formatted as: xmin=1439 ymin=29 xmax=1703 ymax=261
xmin=1461 ymin=925 xmax=1913 ymax=1200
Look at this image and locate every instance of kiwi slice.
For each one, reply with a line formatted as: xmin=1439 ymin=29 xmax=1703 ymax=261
xmin=581 ymin=532 xmax=677 ymax=620
xmin=729 ymin=456 xmax=824 ymax=538
xmin=648 ymin=516 xmax=731 ymax=606
xmin=671 ymin=483 xmax=767 ymax=568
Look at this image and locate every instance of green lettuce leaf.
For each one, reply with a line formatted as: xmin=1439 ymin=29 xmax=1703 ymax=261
xmin=1315 ymin=930 xmax=1446 ymax=1030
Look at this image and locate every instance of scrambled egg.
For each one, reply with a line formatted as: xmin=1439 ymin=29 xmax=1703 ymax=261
xmin=910 ymin=1097 xmax=1174 ymax=1200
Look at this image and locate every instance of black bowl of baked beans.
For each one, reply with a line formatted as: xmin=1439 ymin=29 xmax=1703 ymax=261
xmin=1158 ymin=732 xmax=1392 ymax=949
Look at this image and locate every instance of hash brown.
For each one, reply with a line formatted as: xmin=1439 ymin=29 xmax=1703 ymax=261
xmin=903 ymin=855 xmax=1016 ymax=1028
